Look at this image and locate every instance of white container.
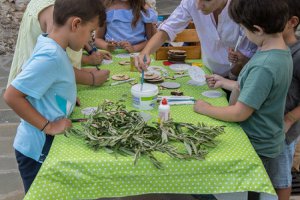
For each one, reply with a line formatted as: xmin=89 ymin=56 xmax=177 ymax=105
xmin=158 ymin=98 xmax=170 ymax=124
xmin=131 ymin=83 xmax=158 ymax=110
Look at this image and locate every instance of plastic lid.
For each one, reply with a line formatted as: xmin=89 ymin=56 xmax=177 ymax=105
xmin=161 ymin=98 xmax=168 ymax=105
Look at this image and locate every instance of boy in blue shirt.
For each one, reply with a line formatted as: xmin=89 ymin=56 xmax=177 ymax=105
xmin=193 ymin=0 xmax=292 ymax=198
xmin=3 ymin=0 xmax=106 ymax=193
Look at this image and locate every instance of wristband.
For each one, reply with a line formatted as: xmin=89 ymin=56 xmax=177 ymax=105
xmin=287 ymin=112 xmax=297 ymax=123
xmin=41 ymin=120 xmax=50 ymax=132
xmin=90 ymin=72 xmax=95 ymax=86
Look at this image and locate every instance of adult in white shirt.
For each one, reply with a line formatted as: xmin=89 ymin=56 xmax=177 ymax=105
xmin=136 ymin=0 xmax=256 ymax=78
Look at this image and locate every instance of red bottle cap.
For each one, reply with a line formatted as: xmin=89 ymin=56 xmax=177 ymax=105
xmin=161 ymin=98 xmax=168 ymax=105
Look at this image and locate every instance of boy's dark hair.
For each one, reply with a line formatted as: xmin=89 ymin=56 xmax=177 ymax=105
xmin=53 ymin=0 xmax=106 ymax=27
xmin=229 ymin=0 xmax=289 ymax=34
xmin=287 ymin=0 xmax=300 ymax=30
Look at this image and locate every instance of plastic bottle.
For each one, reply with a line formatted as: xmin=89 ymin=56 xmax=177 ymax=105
xmin=158 ymin=98 xmax=170 ymax=124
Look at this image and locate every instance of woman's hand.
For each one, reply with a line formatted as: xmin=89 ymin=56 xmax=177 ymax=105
xmin=135 ymin=53 xmax=151 ymax=72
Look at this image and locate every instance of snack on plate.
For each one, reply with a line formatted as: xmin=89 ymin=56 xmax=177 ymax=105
xmin=111 ymin=74 xmax=130 ymax=81
xmin=119 ymin=61 xmax=131 ymax=65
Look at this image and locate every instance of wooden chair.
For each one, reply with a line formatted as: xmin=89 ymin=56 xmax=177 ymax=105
xmin=155 ymin=22 xmax=201 ymax=60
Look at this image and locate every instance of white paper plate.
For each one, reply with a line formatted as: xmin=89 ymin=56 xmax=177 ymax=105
xmin=115 ymin=53 xmax=131 ymax=58
xmin=201 ymin=90 xmax=222 ymax=98
xmin=188 ymin=66 xmax=205 ymax=83
xmin=160 ymin=82 xmax=181 ymax=89
xmin=169 ymin=42 xmax=184 ymax=47
xmin=81 ymin=107 xmax=98 ymax=115
xmin=187 ymin=79 xmax=206 ymax=86
xmin=101 ymin=59 xmax=113 ymax=65
xmin=169 ymin=64 xmax=190 ymax=72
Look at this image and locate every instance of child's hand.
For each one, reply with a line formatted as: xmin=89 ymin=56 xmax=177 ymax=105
xmin=206 ymin=74 xmax=224 ymax=89
xmin=91 ymin=69 xmax=110 ymax=86
xmin=193 ymin=100 xmax=211 ymax=115
xmin=44 ymin=118 xmax=72 ymax=136
xmin=87 ymin=51 xmax=104 ymax=65
xmin=106 ymin=41 xmax=117 ymax=52
xmin=119 ymin=41 xmax=134 ymax=53
xmin=102 ymin=51 xmax=112 ymax=60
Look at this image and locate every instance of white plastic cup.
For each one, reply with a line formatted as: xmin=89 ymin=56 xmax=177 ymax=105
xmin=131 ymin=83 xmax=158 ymax=110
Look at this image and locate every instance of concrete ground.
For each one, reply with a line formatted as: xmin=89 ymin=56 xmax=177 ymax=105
xmin=1 ymin=0 xmax=300 ymax=199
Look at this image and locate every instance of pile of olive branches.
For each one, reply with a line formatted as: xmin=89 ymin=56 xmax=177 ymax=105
xmin=66 ymin=99 xmax=225 ymax=169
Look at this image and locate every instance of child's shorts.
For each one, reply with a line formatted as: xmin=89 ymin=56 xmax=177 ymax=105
xmin=15 ymin=134 xmax=54 ymax=193
xmin=259 ymin=141 xmax=295 ymax=189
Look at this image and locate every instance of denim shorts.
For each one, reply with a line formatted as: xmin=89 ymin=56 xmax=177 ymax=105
xmin=259 ymin=141 xmax=295 ymax=189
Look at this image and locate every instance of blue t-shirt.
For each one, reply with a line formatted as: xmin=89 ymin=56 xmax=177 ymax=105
xmin=238 ymin=49 xmax=293 ymax=158
xmin=105 ymin=8 xmax=157 ymax=45
xmin=11 ymin=34 xmax=77 ymax=162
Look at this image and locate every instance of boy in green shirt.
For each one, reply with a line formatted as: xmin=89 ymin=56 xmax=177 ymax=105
xmin=194 ymin=0 xmax=292 ymax=198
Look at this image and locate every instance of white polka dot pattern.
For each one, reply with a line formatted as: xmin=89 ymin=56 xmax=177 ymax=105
xmin=24 ymin=55 xmax=275 ymax=199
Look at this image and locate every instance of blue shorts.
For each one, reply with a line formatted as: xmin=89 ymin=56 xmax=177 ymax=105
xmin=15 ymin=134 xmax=53 ymax=193
xmin=259 ymin=141 xmax=295 ymax=189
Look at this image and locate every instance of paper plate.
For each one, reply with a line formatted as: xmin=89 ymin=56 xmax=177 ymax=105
xmin=160 ymin=82 xmax=181 ymax=89
xmin=101 ymin=59 xmax=113 ymax=65
xmin=201 ymin=90 xmax=222 ymax=98
xmin=169 ymin=64 xmax=190 ymax=72
xmin=148 ymin=66 xmax=167 ymax=72
xmin=115 ymin=53 xmax=131 ymax=58
xmin=187 ymin=79 xmax=206 ymax=86
xmin=81 ymin=107 xmax=98 ymax=115
xmin=188 ymin=66 xmax=205 ymax=83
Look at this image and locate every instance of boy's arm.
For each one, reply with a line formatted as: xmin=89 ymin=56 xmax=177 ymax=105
xmin=3 ymin=86 xmax=72 ymax=135
xmin=194 ymin=100 xmax=254 ymax=122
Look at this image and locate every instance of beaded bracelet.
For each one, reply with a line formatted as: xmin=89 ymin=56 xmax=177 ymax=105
xmin=41 ymin=120 xmax=50 ymax=132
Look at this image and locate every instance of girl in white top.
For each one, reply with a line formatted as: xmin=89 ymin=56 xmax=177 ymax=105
xmin=137 ymin=0 xmax=256 ymax=78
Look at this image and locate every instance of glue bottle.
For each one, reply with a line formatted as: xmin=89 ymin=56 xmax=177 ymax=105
xmin=158 ymin=98 xmax=170 ymax=124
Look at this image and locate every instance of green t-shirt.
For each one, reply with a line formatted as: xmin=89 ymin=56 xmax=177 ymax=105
xmin=238 ymin=49 xmax=293 ymax=158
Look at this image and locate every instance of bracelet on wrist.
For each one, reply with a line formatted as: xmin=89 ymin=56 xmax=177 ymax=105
xmin=287 ymin=112 xmax=297 ymax=123
xmin=90 ymin=72 xmax=95 ymax=86
xmin=41 ymin=120 xmax=50 ymax=132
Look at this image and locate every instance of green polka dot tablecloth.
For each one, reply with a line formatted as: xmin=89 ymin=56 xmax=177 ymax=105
xmin=25 ymin=54 xmax=275 ymax=199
